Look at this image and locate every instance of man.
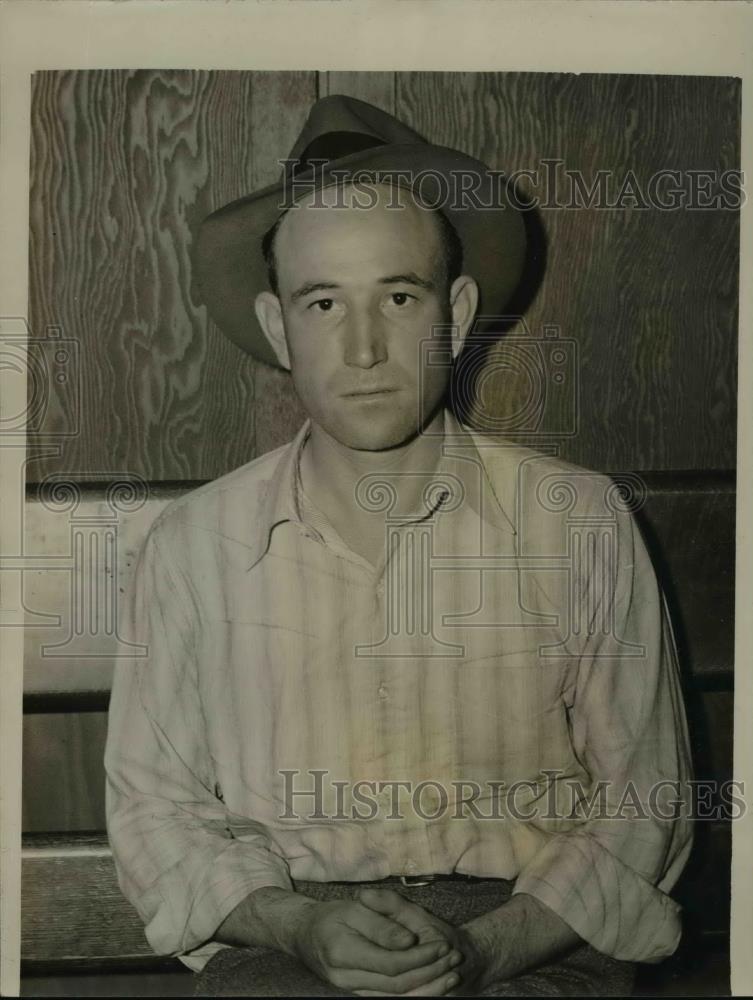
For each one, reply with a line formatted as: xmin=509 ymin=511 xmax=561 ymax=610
xmin=105 ymin=96 xmax=693 ymax=996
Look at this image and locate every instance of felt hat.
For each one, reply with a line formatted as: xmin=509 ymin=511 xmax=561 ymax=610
xmin=193 ymin=94 xmax=526 ymax=367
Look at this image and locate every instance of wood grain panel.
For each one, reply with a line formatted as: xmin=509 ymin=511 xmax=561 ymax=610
xmin=23 ymin=713 xmax=108 ymax=832
xmin=253 ymin=364 xmax=308 ymax=457
xmin=636 ymin=480 xmax=735 ymax=679
xmin=320 ymin=72 xmax=395 ymax=112
xmin=22 ymin=835 xmax=151 ymax=962
xmin=29 ymin=71 xmax=739 ymax=477
xmin=686 ymin=689 xmax=735 ymax=788
xmin=247 ymin=72 xmax=317 ymax=455
xmin=28 ymin=71 xmax=311 ymax=482
xmin=395 ymin=73 xmax=740 ymax=472
xmin=674 ymin=819 xmax=732 ymax=943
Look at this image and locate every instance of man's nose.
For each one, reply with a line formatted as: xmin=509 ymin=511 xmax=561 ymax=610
xmin=343 ymin=308 xmax=387 ymax=369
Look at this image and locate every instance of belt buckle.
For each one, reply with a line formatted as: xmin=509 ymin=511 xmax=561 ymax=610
xmin=399 ymin=874 xmax=435 ymax=887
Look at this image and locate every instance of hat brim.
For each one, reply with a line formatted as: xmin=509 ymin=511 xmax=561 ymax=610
xmin=193 ymin=142 xmax=527 ymax=367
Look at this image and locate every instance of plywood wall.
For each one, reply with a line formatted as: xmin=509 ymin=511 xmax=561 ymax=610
xmin=27 ymin=70 xmax=739 ymax=480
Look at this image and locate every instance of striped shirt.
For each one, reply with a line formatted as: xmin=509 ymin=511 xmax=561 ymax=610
xmin=105 ymin=408 xmax=694 ymax=972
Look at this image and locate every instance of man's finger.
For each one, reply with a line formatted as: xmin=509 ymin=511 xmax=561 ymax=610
xmin=332 ymin=933 xmax=452 ymax=976
xmin=358 ymin=887 xmax=447 ymax=941
xmin=341 ymin=951 xmax=462 ymax=994
xmin=402 ymin=970 xmax=462 ymax=997
xmin=354 ymin=965 xmax=462 ymax=997
xmin=347 ymin=902 xmax=418 ymax=950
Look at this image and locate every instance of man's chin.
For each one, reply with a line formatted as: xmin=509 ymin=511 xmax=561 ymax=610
xmin=322 ymin=414 xmax=423 ymax=453
xmin=331 ymin=429 xmax=418 ymax=453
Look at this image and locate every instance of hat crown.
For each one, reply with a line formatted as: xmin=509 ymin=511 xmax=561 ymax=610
xmin=289 ymin=95 xmax=424 ymax=173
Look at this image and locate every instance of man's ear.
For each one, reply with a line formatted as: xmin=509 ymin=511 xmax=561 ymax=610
xmin=254 ymin=291 xmax=291 ymax=370
xmin=448 ymin=276 xmax=479 ymax=360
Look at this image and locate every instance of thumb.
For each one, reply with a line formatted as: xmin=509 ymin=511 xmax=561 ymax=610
xmin=358 ymin=886 xmax=408 ymax=917
xmin=358 ymin=888 xmax=445 ymax=941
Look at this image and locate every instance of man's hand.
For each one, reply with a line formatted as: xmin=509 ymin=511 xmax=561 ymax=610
xmin=357 ymin=887 xmax=487 ymax=996
xmin=359 ymin=887 xmax=583 ymax=995
xmin=292 ymin=895 xmax=465 ymax=996
xmin=217 ymin=886 xmax=463 ymax=995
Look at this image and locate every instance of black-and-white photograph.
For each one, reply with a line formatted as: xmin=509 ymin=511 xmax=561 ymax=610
xmin=3 ymin=12 xmax=746 ymax=998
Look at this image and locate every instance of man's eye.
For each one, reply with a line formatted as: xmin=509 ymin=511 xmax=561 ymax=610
xmin=310 ymin=298 xmax=334 ymax=312
xmin=390 ymin=292 xmax=414 ymax=306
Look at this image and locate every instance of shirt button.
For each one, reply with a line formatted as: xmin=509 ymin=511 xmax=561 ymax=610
xmin=377 ymin=683 xmax=388 ymax=700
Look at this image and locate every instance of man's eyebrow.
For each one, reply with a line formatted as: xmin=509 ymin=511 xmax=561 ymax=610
xmin=290 ymin=281 xmax=341 ymax=303
xmin=290 ymin=273 xmax=436 ymax=302
xmin=379 ymin=272 xmax=435 ymax=291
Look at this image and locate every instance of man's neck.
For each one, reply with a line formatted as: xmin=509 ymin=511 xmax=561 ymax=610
xmin=299 ymin=408 xmax=447 ymax=526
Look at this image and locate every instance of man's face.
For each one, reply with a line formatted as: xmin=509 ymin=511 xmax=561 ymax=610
xmin=269 ymin=184 xmax=457 ymax=452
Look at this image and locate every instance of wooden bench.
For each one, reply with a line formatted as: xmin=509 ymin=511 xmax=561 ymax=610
xmin=21 ymin=470 xmax=735 ymax=996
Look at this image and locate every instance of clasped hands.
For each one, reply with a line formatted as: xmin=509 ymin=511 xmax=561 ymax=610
xmin=294 ymin=885 xmax=488 ymax=996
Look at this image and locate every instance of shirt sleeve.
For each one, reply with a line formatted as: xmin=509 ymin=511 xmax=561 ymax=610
xmin=512 ymin=494 xmax=695 ymax=963
xmin=104 ymin=519 xmax=294 ymax=962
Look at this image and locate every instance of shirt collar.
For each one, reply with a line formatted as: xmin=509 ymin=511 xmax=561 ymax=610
xmin=440 ymin=409 xmax=518 ymax=537
xmin=244 ymin=408 xmax=517 ymax=571
xmin=243 ymin=418 xmax=312 ymax=569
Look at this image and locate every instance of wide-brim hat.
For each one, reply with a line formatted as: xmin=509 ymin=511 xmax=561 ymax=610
xmin=193 ymin=95 xmax=527 ymax=368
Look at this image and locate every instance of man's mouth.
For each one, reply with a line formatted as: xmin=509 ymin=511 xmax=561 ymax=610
xmin=341 ymin=387 xmax=398 ymax=397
